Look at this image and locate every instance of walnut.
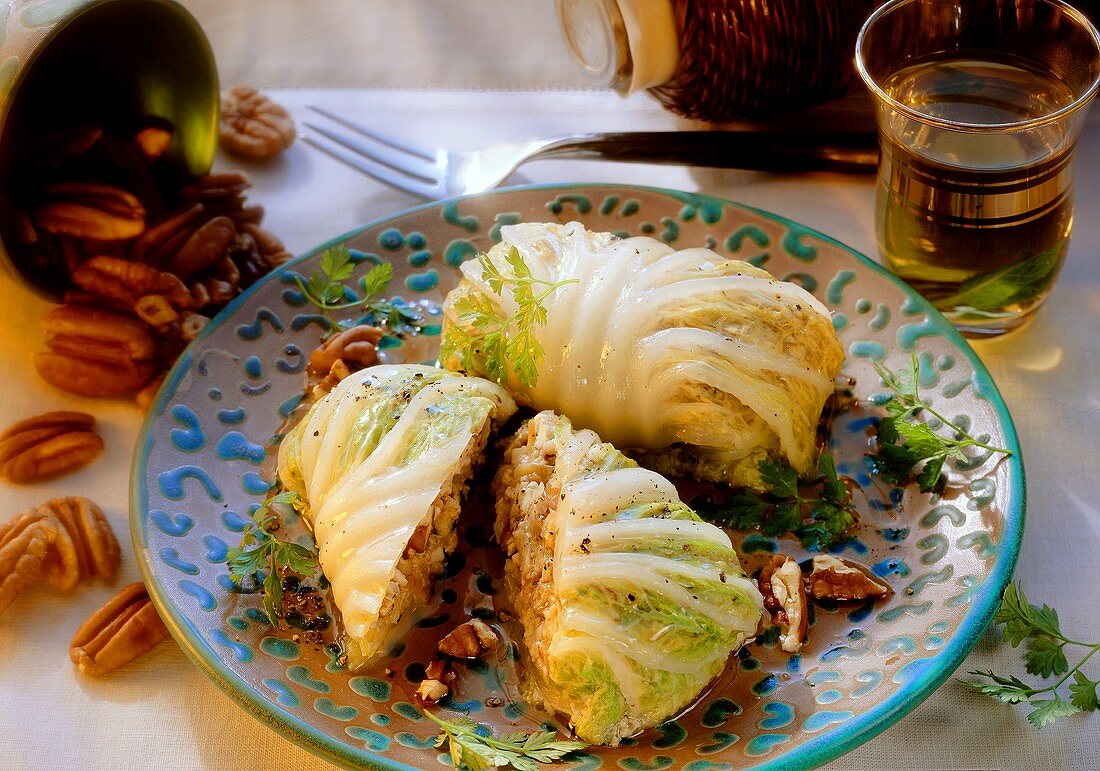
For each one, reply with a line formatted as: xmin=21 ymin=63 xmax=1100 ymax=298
xmin=163 ymin=216 xmax=236 ymax=280
xmin=71 ymin=256 xmax=193 ymax=310
xmin=313 ymin=359 xmax=352 ymax=395
xmin=308 ymin=325 xmax=383 ymax=376
xmin=219 ymin=85 xmax=296 ymax=160
xmin=34 ymin=182 xmax=145 ymax=241
xmin=807 ymin=555 xmax=890 ymax=602
xmin=415 ymin=678 xmax=449 ymax=704
xmin=36 ymin=305 xmax=156 ymax=396
xmin=0 ymin=511 xmax=54 ymax=614
xmin=0 ymin=411 xmax=103 ymax=483
xmin=70 ymin=582 xmax=169 ymax=675
xmin=438 ymin=619 xmax=501 ymax=659
xmin=759 ymin=555 xmax=809 ymax=653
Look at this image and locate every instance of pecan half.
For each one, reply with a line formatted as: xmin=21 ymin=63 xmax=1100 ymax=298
xmin=313 ymin=359 xmax=352 ymax=395
xmin=308 ymin=325 xmax=383 ymax=376
xmin=131 ymin=204 xmax=204 ymax=266
xmin=163 ymin=215 xmax=236 ymax=280
xmin=36 ymin=305 xmax=156 ymax=396
xmin=438 ymin=619 xmax=500 ymax=659
xmin=0 ymin=512 xmax=54 ymax=614
xmin=35 ymin=182 xmax=145 ymax=241
xmin=72 ymin=256 xmax=193 ymax=310
xmin=0 ymin=411 xmax=103 ymax=483
xmin=807 ymin=555 xmax=890 ymax=602
xmin=220 ymin=85 xmax=296 ymax=160
xmin=70 ymin=582 xmax=169 ymax=675
xmin=45 ymin=497 xmax=120 ymax=583
xmin=180 ymin=172 xmax=251 ymax=206
xmin=759 ymin=555 xmax=809 ymax=653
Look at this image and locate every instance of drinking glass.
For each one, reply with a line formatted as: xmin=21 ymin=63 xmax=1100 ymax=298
xmin=855 ymin=0 xmax=1100 ymax=336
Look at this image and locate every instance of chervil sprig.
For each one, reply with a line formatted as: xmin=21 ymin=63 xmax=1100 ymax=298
xmin=870 ymin=354 xmax=1012 ymax=492
xmin=963 ymin=583 xmax=1099 ymax=728
xmin=423 ymin=710 xmax=585 ymax=771
xmin=295 ymin=246 xmax=424 ymax=334
xmin=694 ymin=452 xmax=857 ymax=550
xmin=225 ymin=491 xmax=318 ymax=626
xmin=441 ymin=247 xmax=577 ymax=388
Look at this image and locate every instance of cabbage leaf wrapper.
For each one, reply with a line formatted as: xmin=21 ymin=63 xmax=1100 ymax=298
xmin=493 ymin=411 xmax=765 ymax=745
xmin=278 ymin=364 xmax=516 ymax=668
xmin=442 ymin=221 xmax=845 ymax=489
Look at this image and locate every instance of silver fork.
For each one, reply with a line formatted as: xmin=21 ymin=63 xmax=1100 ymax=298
xmin=303 ymin=105 xmax=878 ymax=199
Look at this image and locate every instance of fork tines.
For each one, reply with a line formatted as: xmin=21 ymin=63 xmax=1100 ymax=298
xmin=303 ymin=105 xmax=444 ymax=198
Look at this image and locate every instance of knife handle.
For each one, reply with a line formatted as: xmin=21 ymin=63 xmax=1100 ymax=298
xmin=538 ymin=130 xmax=880 ymax=175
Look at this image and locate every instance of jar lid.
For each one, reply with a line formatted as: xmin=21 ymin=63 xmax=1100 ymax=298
xmin=556 ymin=0 xmax=679 ymax=94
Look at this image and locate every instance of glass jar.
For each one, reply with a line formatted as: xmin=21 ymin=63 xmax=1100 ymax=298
xmin=557 ymin=0 xmax=877 ymax=122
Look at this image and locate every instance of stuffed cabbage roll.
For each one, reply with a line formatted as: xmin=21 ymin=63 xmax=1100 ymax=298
xmin=441 ymin=221 xmax=845 ymax=490
xmin=493 ymin=411 xmax=764 ymax=745
xmin=278 ymin=364 xmax=516 ymax=668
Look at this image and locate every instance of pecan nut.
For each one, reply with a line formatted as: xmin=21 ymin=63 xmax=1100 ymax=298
xmin=314 ymin=359 xmax=352 ymax=396
xmin=308 ymin=325 xmax=383 ymax=376
xmin=0 ymin=411 xmax=103 ymax=483
xmin=43 ymin=497 xmax=120 ymax=584
xmin=131 ymin=204 xmax=204 ymax=266
xmin=35 ymin=182 xmax=145 ymax=241
xmin=807 ymin=555 xmax=890 ymax=602
xmin=243 ymin=223 xmax=293 ymax=266
xmin=36 ymin=305 xmax=156 ymax=396
xmin=219 ymin=85 xmax=296 ymax=160
xmin=0 ymin=512 xmax=54 ymax=614
xmin=163 ymin=215 xmax=236 ymax=280
xmin=759 ymin=555 xmax=809 ymax=653
xmin=70 ymin=582 xmax=170 ymax=675
xmin=438 ymin=618 xmax=500 ymax=659
xmin=72 ymin=255 xmax=193 ymax=310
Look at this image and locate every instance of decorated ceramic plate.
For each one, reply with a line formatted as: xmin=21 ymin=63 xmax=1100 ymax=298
xmin=131 ymin=184 xmax=1024 ymax=770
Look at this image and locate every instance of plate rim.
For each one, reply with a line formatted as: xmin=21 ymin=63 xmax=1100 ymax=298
xmin=130 ymin=181 xmax=1026 ymax=771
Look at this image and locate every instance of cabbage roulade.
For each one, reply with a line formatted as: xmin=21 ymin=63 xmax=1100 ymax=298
xmin=278 ymin=365 xmax=517 ymax=668
xmin=493 ymin=411 xmax=764 ymax=745
xmin=442 ymin=222 xmax=845 ymax=490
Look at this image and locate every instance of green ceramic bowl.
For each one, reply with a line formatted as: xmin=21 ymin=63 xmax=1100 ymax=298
xmin=0 ymin=0 xmax=219 ymax=298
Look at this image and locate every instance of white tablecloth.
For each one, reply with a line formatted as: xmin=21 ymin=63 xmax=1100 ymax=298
xmin=1 ymin=3 xmax=1098 ymax=769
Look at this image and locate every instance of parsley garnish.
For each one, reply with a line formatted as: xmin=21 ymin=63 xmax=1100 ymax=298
xmin=423 ymin=710 xmax=585 ymax=771
xmin=225 ymin=491 xmax=319 ymax=626
xmin=694 ymin=452 xmax=857 ymax=550
xmin=964 ymin=583 xmax=1099 ymax=728
xmin=295 ymin=245 xmax=424 ymax=334
xmin=441 ymin=247 xmax=577 ymax=388
xmin=870 ymin=354 xmax=1012 ymax=492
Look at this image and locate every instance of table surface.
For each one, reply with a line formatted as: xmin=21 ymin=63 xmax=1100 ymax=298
xmin=1 ymin=3 xmax=1099 ymax=770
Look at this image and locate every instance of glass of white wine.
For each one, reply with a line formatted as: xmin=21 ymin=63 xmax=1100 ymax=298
xmin=855 ymin=0 xmax=1100 ymax=336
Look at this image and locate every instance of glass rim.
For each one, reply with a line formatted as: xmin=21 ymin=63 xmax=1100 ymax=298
xmin=854 ymin=0 xmax=1100 ymax=133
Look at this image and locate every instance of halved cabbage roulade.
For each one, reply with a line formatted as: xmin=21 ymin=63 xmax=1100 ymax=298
xmin=442 ymin=221 xmax=845 ymax=490
xmin=278 ymin=364 xmax=516 ymax=668
xmin=493 ymin=411 xmax=764 ymax=746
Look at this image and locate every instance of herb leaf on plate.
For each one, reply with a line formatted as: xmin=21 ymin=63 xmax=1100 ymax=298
xmin=963 ymin=583 xmax=1100 ymax=728
xmin=423 ymin=710 xmax=585 ymax=771
xmin=296 ymin=246 xmax=424 ymax=334
xmin=224 ymin=490 xmax=319 ymax=626
xmin=694 ymin=451 xmax=857 ymax=550
xmin=870 ymin=354 xmax=1012 ymax=492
